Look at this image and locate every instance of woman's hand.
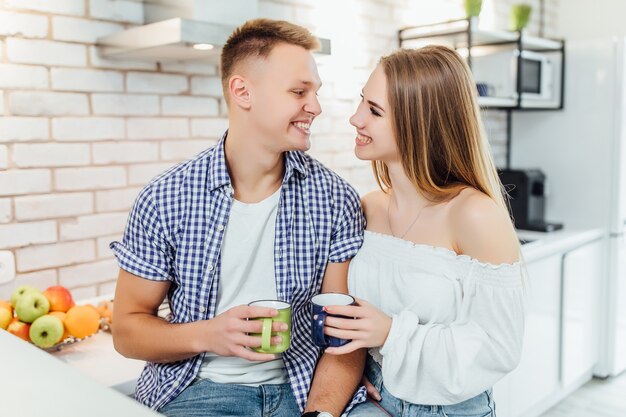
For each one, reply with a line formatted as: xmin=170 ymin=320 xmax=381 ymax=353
xmin=322 ymin=298 xmax=392 ymax=355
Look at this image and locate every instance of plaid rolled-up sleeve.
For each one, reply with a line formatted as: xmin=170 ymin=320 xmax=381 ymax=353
xmin=328 ymin=184 xmax=365 ymax=263
xmin=109 ymin=185 xmax=174 ymax=281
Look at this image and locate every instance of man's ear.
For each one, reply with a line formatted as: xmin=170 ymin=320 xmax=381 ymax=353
xmin=228 ymin=75 xmax=252 ymax=110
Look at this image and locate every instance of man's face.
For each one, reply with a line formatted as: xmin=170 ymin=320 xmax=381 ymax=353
xmin=246 ymin=43 xmax=322 ymax=152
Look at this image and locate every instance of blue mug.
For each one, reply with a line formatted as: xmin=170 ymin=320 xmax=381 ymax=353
xmin=310 ymin=293 xmax=356 ymax=348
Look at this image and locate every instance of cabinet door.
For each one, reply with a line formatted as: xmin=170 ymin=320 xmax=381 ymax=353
xmin=562 ymin=240 xmax=602 ymax=386
xmin=494 ymin=254 xmax=562 ymax=417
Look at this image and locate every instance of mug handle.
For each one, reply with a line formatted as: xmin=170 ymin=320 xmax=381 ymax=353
xmin=261 ymin=318 xmax=272 ymax=351
xmin=313 ymin=311 xmax=328 ymax=347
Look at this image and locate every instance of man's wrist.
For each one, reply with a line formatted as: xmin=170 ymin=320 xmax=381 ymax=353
xmin=302 ymin=412 xmax=334 ymax=417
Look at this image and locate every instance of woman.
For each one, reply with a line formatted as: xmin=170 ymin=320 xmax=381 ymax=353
xmin=323 ymin=45 xmax=525 ymax=417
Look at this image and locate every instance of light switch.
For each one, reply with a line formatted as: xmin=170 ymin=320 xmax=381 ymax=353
xmin=0 ymin=251 xmax=16 ymax=284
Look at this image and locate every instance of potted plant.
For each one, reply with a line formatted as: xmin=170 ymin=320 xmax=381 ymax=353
xmin=464 ymin=0 xmax=483 ymax=17
xmin=510 ymin=4 xmax=532 ymax=31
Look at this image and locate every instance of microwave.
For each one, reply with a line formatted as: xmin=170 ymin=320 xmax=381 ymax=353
xmin=472 ymin=49 xmax=559 ymax=105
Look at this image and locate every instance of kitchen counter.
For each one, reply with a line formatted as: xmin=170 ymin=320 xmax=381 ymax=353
xmin=52 ymin=330 xmax=145 ymax=396
xmin=0 ymin=330 xmax=159 ymax=417
xmin=519 ymin=228 xmax=605 ymax=263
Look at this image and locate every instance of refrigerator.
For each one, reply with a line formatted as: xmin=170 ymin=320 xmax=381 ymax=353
xmin=509 ymin=37 xmax=626 ymax=377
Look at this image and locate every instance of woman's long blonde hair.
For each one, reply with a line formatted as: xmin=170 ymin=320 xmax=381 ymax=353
xmin=374 ymin=45 xmax=507 ymax=210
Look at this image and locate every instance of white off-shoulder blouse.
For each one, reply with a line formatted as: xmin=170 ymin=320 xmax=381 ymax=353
xmin=348 ymin=230 xmax=525 ymax=406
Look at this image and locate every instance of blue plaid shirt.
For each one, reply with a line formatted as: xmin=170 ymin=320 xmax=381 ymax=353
xmin=110 ymin=134 xmax=367 ymax=412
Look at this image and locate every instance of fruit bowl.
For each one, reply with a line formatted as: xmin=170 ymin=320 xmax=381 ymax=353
xmin=40 ymin=318 xmax=110 ymax=352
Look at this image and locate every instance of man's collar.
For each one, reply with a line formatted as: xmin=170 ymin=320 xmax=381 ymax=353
xmin=208 ymin=131 xmax=309 ymax=192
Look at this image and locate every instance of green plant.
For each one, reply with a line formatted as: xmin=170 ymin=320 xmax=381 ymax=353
xmin=464 ymin=0 xmax=483 ymax=17
xmin=510 ymin=4 xmax=532 ymax=31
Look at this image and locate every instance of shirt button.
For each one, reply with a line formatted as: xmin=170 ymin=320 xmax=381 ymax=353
xmin=207 ymin=264 xmax=214 ymax=271
xmin=199 ymin=307 xmax=206 ymax=313
xmin=217 ymin=224 xmax=224 ymax=231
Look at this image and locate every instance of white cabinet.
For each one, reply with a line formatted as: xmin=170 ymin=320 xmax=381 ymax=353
xmin=494 ymin=253 xmax=562 ymax=417
xmin=561 ymin=239 xmax=602 ymax=386
xmin=494 ymin=236 xmax=603 ymax=417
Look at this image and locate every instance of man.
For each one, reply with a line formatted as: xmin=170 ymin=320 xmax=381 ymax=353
xmin=110 ymin=19 xmax=366 ymax=417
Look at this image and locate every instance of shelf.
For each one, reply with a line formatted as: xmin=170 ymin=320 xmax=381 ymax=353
xmin=399 ymin=19 xmax=563 ymax=51
xmin=477 ymin=96 xmax=518 ymax=107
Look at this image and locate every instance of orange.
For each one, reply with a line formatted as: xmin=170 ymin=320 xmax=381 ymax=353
xmin=0 ymin=300 xmax=13 ymax=316
xmin=48 ymin=311 xmax=70 ymax=340
xmin=64 ymin=305 xmax=100 ymax=339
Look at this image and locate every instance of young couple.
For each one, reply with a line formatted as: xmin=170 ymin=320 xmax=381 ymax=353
xmin=111 ymin=18 xmax=524 ymax=417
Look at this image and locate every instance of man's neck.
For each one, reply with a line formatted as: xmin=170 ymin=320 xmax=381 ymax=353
xmin=224 ymin=127 xmax=285 ymax=203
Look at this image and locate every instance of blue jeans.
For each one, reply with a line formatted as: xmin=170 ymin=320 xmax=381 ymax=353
xmin=348 ymin=356 xmax=495 ymax=417
xmin=158 ymin=378 xmax=300 ymax=417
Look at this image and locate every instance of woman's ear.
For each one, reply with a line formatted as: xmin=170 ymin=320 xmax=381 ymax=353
xmin=228 ymin=75 xmax=252 ymax=110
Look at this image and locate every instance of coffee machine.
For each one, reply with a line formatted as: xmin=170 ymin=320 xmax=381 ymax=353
xmin=498 ymin=169 xmax=563 ymax=232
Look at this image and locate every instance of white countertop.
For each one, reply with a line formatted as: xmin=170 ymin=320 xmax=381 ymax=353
xmin=52 ymin=330 xmax=145 ymax=396
xmin=0 ymin=330 xmax=159 ymax=417
xmin=518 ymin=227 xmax=605 ymax=262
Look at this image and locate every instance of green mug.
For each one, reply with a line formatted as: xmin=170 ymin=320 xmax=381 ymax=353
xmin=248 ymin=300 xmax=291 ymax=353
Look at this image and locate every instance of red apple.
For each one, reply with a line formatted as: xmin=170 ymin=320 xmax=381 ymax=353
xmin=43 ymin=286 xmax=75 ymax=313
xmin=7 ymin=318 xmax=31 ymax=342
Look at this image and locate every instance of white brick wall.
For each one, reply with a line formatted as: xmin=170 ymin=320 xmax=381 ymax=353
xmin=126 ymin=72 xmax=188 ymax=94
xmin=0 ymin=64 xmax=49 ymax=89
xmin=0 ymin=199 xmax=12 ymax=223
xmin=91 ymin=94 xmax=159 ymax=116
xmin=95 ymin=187 xmax=140 ymax=212
xmin=51 ymin=68 xmax=124 ymax=92
xmin=0 ymin=221 xmax=57 ymax=249
xmin=15 ymin=192 xmax=94 ymax=220
xmin=52 ymin=16 xmax=123 ymax=43
xmin=127 ymin=118 xmax=189 ymax=139
xmin=13 ymin=143 xmax=91 ymax=167
xmin=0 ymin=0 xmax=558 ymax=296
xmin=161 ymin=139 xmax=216 ymax=161
xmin=161 ymin=96 xmax=219 ymax=116
xmin=55 ymin=166 xmax=126 ymax=191
xmin=4 ymin=0 xmax=85 ymax=16
xmin=52 ymin=117 xmax=125 ymax=140
xmin=89 ymin=0 xmax=143 ymax=24
xmin=9 ymin=92 xmax=89 ymax=116
xmin=0 ymin=170 xmax=51 ymax=196
xmin=0 ymin=117 xmax=49 ymax=141
xmin=0 ymin=146 xmax=7 ymax=169
xmin=6 ymin=38 xmax=87 ymax=67
xmin=16 ymin=240 xmax=96 ymax=272
xmin=92 ymin=141 xmax=159 ymax=164
xmin=59 ymin=259 xmax=119 ymax=288
xmin=190 ymin=76 xmax=223 ymax=96
xmin=59 ymin=212 xmax=127 ymax=241
xmin=0 ymin=11 xmax=48 ymax=38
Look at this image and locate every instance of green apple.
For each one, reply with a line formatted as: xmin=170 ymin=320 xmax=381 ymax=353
xmin=29 ymin=315 xmax=64 ymax=348
xmin=10 ymin=285 xmax=40 ymax=308
xmin=15 ymin=292 xmax=50 ymax=323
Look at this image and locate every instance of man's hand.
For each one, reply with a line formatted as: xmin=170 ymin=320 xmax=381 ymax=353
xmin=205 ymin=305 xmax=287 ymax=361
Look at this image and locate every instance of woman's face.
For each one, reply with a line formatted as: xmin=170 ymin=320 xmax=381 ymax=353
xmin=349 ymin=64 xmax=399 ymax=163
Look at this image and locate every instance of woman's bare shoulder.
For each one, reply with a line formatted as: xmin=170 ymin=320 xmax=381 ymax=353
xmin=448 ymin=188 xmax=520 ymax=264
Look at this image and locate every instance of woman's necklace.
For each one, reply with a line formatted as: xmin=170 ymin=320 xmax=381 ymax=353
xmin=387 ymin=198 xmax=432 ymax=239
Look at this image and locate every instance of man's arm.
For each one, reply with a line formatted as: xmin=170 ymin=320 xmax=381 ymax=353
xmin=304 ymin=261 xmax=366 ymax=416
xmin=112 ymin=268 xmax=285 ymax=363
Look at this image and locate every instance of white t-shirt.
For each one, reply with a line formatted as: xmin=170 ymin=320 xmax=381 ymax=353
xmin=197 ymin=188 xmax=288 ymax=385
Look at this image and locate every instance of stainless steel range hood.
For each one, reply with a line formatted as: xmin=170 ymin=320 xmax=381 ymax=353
xmin=96 ymin=0 xmax=330 ymax=62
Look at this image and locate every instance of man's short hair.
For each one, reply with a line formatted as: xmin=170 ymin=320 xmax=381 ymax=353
xmin=220 ymin=18 xmax=320 ymax=100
